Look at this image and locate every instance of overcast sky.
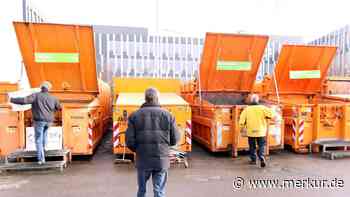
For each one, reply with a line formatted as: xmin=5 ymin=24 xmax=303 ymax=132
xmin=1 ymin=0 xmax=350 ymax=83
xmin=32 ymin=0 xmax=350 ymax=39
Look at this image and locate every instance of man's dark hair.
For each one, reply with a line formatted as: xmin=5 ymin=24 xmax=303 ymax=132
xmin=145 ymin=87 xmax=159 ymax=104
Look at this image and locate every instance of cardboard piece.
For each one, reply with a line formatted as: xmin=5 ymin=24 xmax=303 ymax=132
xmin=25 ymin=126 xmax=63 ymax=151
xmin=8 ymin=88 xmax=40 ymax=111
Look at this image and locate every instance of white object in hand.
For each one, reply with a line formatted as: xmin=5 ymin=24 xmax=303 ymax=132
xmin=8 ymin=88 xmax=40 ymax=111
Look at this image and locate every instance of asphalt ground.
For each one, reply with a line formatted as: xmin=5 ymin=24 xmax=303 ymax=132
xmin=1 ymin=132 xmax=350 ymax=197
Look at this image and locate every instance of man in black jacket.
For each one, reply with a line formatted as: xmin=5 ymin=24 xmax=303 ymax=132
xmin=10 ymin=81 xmax=61 ymax=165
xmin=126 ymin=87 xmax=180 ymax=197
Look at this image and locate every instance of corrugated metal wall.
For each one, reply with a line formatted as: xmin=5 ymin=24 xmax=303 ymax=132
xmin=94 ymin=31 xmax=204 ymax=83
xmin=23 ymin=0 xmax=44 ymax=23
xmin=308 ymin=25 xmax=350 ymax=77
xmin=94 ymin=30 xmax=303 ymax=83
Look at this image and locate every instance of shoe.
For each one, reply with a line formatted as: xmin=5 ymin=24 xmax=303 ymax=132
xmin=260 ymin=160 xmax=266 ymax=168
xmin=249 ymin=160 xmax=257 ymax=165
xmin=38 ymin=160 xmax=46 ymax=165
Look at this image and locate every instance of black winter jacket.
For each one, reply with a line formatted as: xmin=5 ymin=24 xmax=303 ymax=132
xmin=125 ymin=102 xmax=180 ymax=170
xmin=10 ymin=91 xmax=61 ymax=122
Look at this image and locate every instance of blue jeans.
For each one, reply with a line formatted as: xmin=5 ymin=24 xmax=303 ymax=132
xmin=137 ymin=168 xmax=168 ymax=197
xmin=34 ymin=121 xmax=50 ymax=162
xmin=248 ymin=137 xmax=266 ymax=162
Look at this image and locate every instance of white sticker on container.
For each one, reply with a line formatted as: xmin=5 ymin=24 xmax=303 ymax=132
xmin=7 ymin=126 xmax=17 ymax=134
xmin=217 ymin=122 xmax=222 ymax=146
xmin=222 ymin=109 xmax=230 ymax=113
xmin=72 ymin=126 xmax=81 ymax=136
xmin=26 ymin=127 xmax=63 ymax=150
xmin=302 ymin=107 xmax=312 ymax=113
xmin=269 ymin=125 xmax=282 ymax=145
xmin=222 ymin=126 xmax=230 ymax=131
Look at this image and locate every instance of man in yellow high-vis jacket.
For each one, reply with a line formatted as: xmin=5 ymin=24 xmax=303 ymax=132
xmin=239 ymin=94 xmax=273 ymax=168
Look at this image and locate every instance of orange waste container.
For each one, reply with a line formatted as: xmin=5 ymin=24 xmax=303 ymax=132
xmin=12 ymin=22 xmax=111 ymax=156
xmin=261 ymin=44 xmax=350 ymax=153
xmin=181 ymin=33 xmax=284 ymax=157
xmin=0 ymin=82 xmax=25 ymax=156
xmin=112 ymin=78 xmax=192 ymax=159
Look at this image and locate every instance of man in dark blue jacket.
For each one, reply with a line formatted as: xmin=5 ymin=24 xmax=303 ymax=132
xmin=10 ymin=81 xmax=61 ymax=165
xmin=126 ymin=87 xmax=180 ymax=197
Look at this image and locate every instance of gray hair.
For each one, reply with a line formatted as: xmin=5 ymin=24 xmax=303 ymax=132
xmin=145 ymin=87 xmax=159 ymax=104
xmin=250 ymin=94 xmax=259 ymax=104
xmin=40 ymin=81 xmax=52 ymax=91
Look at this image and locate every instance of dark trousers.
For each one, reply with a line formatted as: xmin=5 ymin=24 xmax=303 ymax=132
xmin=137 ymin=168 xmax=168 ymax=197
xmin=248 ymin=137 xmax=266 ymax=162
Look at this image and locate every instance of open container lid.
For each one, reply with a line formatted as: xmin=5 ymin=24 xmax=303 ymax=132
xmin=13 ymin=22 xmax=98 ymax=95
xmin=116 ymin=93 xmax=188 ymax=106
xmin=199 ymin=33 xmax=268 ymax=92
xmin=269 ymin=45 xmax=337 ymax=94
xmin=113 ymin=78 xmax=182 ymax=94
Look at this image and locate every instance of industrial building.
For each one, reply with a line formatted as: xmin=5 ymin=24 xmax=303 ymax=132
xmin=94 ymin=27 xmax=303 ymax=83
xmin=309 ymin=25 xmax=350 ymax=77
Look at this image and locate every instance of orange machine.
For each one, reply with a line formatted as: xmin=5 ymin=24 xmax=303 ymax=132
xmin=10 ymin=22 xmax=111 ymax=156
xmin=181 ymin=33 xmax=284 ymax=157
xmin=261 ymin=45 xmax=350 ymax=153
xmin=0 ymin=82 xmax=24 ymax=156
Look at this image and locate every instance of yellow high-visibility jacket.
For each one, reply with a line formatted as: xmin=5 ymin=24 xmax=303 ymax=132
xmin=239 ymin=105 xmax=273 ymax=137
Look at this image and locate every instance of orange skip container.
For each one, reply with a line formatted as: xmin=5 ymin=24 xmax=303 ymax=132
xmin=9 ymin=22 xmax=111 ymax=156
xmin=0 ymin=82 xmax=25 ymax=156
xmin=181 ymin=33 xmax=284 ymax=157
xmin=261 ymin=45 xmax=350 ymax=153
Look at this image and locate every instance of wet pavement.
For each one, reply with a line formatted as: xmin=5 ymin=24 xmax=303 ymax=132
xmin=1 ymin=132 xmax=350 ymax=197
